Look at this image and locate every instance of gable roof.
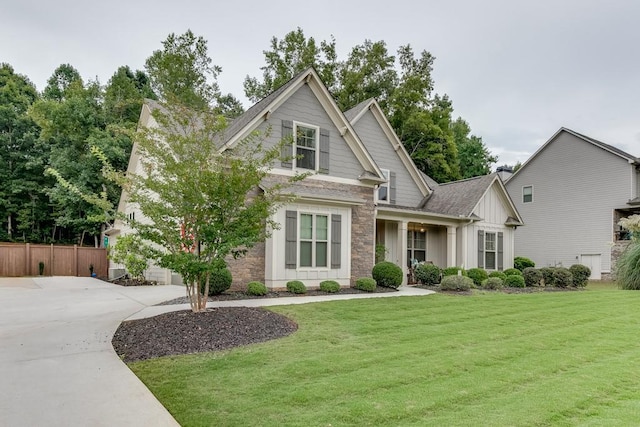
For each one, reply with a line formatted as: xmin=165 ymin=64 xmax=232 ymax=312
xmin=345 ymin=98 xmax=431 ymax=197
xmin=510 ymin=127 xmax=639 ymax=181
xmin=219 ymin=68 xmax=385 ymax=183
xmin=420 ymin=173 xmax=523 ymax=224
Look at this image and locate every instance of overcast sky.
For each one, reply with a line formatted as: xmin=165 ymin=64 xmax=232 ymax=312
xmin=3 ymin=0 xmax=639 ymax=166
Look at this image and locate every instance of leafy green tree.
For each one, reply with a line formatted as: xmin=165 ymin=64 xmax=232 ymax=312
xmin=117 ymin=31 xmax=305 ymax=312
xmin=42 ymin=63 xmax=82 ymax=101
xmin=0 ymin=63 xmax=50 ymax=241
xmin=451 ymin=117 xmax=498 ymax=178
xmin=335 ymin=40 xmax=397 ymax=112
xmin=104 ymin=66 xmax=153 ymax=125
xmin=243 ymin=27 xmax=338 ymax=103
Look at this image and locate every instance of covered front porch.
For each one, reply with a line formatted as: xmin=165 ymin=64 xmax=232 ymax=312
xmin=376 ymin=211 xmax=469 ymax=285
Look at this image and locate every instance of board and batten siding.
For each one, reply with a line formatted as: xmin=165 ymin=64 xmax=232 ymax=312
xmin=506 ymin=131 xmax=633 ymax=273
xmin=351 ymin=110 xmax=424 ymax=207
xmin=254 ymin=84 xmax=363 ymax=180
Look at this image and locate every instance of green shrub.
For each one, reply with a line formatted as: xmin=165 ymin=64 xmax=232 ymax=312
xmin=372 ymin=261 xmax=403 ymax=289
xmin=467 ymin=268 xmax=488 ymax=287
xmin=440 ymin=275 xmax=473 ymax=291
xmin=504 ymin=274 xmax=525 ymax=288
xmin=286 ymin=280 xmax=307 ymax=294
xmin=540 ymin=267 xmax=555 ymax=286
xmin=523 ymin=267 xmax=543 ymax=287
xmin=481 ymin=277 xmax=504 ymax=290
xmin=568 ymin=264 xmax=590 ymax=287
xmin=616 ymin=242 xmax=640 ymax=290
xmin=319 ymin=280 xmax=340 ymax=293
xmin=553 ymin=267 xmax=573 ymax=288
xmin=354 ymin=277 xmax=376 ymax=292
xmin=488 ymin=271 xmax=507 ymax=281
xmin=415 ymin=264 xmax=441 ymax=286
xmin=246 ymin=281 xmax=268 ymax=296
xmin=205 ymin=268 xmax=233 ymax=296
xmin=514 ymin=256 xmax=535 ymax=271
xmin=504 ymin=268 xmax=522 ymax=277
xmin=442 ymin=266 xmax=466 ymax=277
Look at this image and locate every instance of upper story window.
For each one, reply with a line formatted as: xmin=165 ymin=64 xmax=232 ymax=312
xmin=378 ymin=169 xmax=390 ymax=203
xmin=295 ymin=122 xmax=319 ymax=171
xmin=523 ymin=185 xmax=533 ymax=203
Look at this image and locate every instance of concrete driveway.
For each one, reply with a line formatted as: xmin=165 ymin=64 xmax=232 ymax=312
xmin=0 ymin=277 xmax=185 ymax=427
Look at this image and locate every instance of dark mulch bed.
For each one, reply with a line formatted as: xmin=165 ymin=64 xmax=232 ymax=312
xmin=156 ymin=286 xmax=398 ymax=306
xmin=112 ymin=307 xmax=298 ymax=363
xmin=111 ymin=277 xmax=159 ymax=287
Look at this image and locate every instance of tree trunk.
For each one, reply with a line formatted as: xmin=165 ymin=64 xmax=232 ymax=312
xmin=94 ymin=235 xmax=98 ymax=248
xmin=7 ymin=214 xmax=11 ymax=239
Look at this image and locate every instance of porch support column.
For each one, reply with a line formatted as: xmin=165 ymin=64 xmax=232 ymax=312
xmin=447 ymin=226 xmax=457 ymax=268
xmin=400 ymin=221 xmax=408 ymax=285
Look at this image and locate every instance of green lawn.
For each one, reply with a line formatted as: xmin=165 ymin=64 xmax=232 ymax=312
xmin=131 ymin=283 xmax=640 ymax=426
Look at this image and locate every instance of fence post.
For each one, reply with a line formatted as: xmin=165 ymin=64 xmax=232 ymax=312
xmin=74 ymin=244 xmax=78 ymax=277
xmin=25 ymin=243 xmax=30 ymax=276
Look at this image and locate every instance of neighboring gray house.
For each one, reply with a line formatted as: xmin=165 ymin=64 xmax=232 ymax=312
xmin=110 ymin=68 xmax=523 ymax=288
xmin=505 ymin=127 xmax=640 ymax=279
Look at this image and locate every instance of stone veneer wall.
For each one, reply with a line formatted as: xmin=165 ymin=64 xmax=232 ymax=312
xmin=226 ymin=241 xmax=266 ymax=291
xmin=607 ymin=240 xmax=631 ymax=281
xmin=349 ymin=186 xmax=376 ymax=285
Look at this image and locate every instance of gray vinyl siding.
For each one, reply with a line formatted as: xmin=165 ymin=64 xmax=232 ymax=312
xmin=352 ymin=111 xmax=424 ymax=206
xmin=506 ymin=131 xmax=632 ymax=272
xmin=255 ymin=84 xmax=362 ymax=180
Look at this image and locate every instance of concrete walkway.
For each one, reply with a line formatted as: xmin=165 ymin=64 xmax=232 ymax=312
xmin=127 ymin=284 xmax=436 ymax=320
xmin=0 ymin=277 xmax=434 ymax=426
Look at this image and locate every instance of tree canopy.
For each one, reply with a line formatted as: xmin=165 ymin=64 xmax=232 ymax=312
xmin=244 ymin=28 xmax=498 ymax=183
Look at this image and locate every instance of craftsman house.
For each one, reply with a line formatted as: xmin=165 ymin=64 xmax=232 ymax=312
xmin=505 ymin=127 xmax=640 ymax=279
xmin=110 ymin=68 xmax=523 ymax=288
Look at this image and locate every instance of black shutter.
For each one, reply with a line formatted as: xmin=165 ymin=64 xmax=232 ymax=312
xmin=497 ymin=232 xmax=504 ymax=271
xmin=319 ymin=128 xmax=330 ymax=174
xmin=281 ymin=120 xmax=293 ymax=169
xmin=389 ymin=171 xmax=397 ymax=204
xmin=477 ymin=230 xmax=484 ymax=269
xmin=285 ymin=211 xmax=297 ymax=269
xmin=331 ymin=214 xmax=341 ymax=268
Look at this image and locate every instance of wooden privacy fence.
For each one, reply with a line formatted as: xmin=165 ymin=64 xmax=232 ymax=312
xmin=0 ymin=243 xmax=108 ymax=277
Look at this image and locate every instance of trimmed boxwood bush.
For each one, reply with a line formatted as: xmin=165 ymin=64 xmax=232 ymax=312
xmin=504 ymin=268 xmax=522 ymax=277
xmin=205 ymin=268 xmax=233 ymax=296
xmin=372 ymin=261 xmax=403 ymax=289
xmin=553 ymin=267 xmax=573 ymax=288
xmin=514 ymin=256 xmax=535 ymax=271
xmin=440 ymin=275 xmax=473 ymax=291
xmin=286 ymin=280 xmax=307 ymax=294
xmin=246 ymin=281 xmax=268 ymax=296
xmin=569 ymin=264 xmax=591 ymax=287
xmin=319 ymin=280 xmax=340 ymax=293
xmin=540 ymin=267 xmax=555 ymax=286
xmin=523 ymin=267 xmax=543 ymax=287
xmin=488 ymin=271 xmax=507 ymax=281
xmin=504 ymin=274 xmax=525 ymax=288
xmin=467 ymin=268 xmax=488 ymax=287
xmin=442 ymin=266 xmax=466 ymax=277
xmin=481 ymin=277 xmax=504 ymax=290
xmin=355 ymin=277 xmax=376 ymax=292
xmin=415 ymin=263 xmax=441 ymax=285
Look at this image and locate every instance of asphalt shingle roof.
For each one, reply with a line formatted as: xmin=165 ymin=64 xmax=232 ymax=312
xmin=421 ymin=173 xmax=497 ymax=217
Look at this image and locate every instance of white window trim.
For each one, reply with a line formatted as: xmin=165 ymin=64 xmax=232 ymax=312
xmin=298 ymin=212 xmax=330 ymax=270
xmin=407 ymin=229 xmax=427 ymax=265
xmin=522 ymin=185 xmax=533 ymax=204
xmin=377 ymin=169 xmax=391 ymax=204
xmin=485 ymin=231 xmax=496 ymax=270
xmin=293 ymin=121 xmax=320 ymax=172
